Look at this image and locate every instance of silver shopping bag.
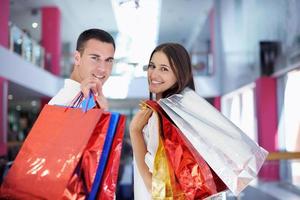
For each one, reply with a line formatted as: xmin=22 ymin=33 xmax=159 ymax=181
xmin=158 ymin=88 xmax=268 ymax=196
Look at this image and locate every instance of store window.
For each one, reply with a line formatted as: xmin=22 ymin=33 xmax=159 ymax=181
xmin=277 ymin=69 xmax=300 ymax=186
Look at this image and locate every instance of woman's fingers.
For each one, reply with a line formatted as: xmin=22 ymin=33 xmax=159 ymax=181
xmin=130 ymin=108 xmax=153 ymax=133
xmin=143 ymin=108 xmax=153 ymax=118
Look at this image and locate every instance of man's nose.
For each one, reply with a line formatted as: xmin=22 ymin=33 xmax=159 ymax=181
xmin=96 ymin=60 xmax=106 ymax=70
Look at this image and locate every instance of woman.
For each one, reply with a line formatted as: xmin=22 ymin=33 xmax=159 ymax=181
xmin=129 ymin=43 xmax=195 ymax=199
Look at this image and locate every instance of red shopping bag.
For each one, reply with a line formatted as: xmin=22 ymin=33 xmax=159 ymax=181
xmin=0 ymin=104 xmax=105 ymax=199
xmin=61 ymin=112 xmax=112 ymax=199
xmin=97 ymin=115 xmax=126 ymax=200
xmin=62 ymin=114 xmax=126 ymax=200
xmin=146 ymin=101 xmax=227 ymax=199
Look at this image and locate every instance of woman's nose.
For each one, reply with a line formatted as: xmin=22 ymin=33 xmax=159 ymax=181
xmin=149 ymin=68 xmax=159 ymax=78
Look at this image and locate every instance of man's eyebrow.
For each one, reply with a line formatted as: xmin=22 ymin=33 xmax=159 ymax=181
xmin=105 ymin=56 xmax=114 ymax=60
xmin=88 ymin=53 xmax=100 ymax=57
xmin=88 ymin=54 xmax=114 ymax=60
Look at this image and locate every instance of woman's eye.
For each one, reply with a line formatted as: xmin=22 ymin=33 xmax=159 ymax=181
xmin=148 ymin=64 xmax=155 ymax=69
xmin=161 ymin=67 xmax=168 ymax=71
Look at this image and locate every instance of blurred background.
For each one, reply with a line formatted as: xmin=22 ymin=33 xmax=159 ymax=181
xmin=1 ymin=0 xmax=300 ymax=199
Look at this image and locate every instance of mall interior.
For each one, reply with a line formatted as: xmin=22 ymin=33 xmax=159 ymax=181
xmin=0 ymin=0 xmax=300 ymax=199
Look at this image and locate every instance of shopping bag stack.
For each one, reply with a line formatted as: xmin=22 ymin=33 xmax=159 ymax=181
xmin=145 ymin=101 xmax=227 ymax=200
xmin=155 ymin=88 xmax=268 ymax=198
xmin=0 ymin=94 xmax=125 ymax=200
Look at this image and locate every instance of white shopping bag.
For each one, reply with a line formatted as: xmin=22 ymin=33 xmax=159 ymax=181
xmin=158 ymin=88 xmax=268 ymax=196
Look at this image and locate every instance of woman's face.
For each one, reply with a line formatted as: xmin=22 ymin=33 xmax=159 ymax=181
xmin=147 ymin=51 xmax=177 ymax=99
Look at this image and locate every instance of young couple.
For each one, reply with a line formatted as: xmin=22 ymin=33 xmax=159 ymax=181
xmin=49 ymin=28 xmax=195 ymax=199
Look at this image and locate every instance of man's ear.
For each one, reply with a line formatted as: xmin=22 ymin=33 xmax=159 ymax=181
xmin=74 ymin=50 xmax=81 ymax=66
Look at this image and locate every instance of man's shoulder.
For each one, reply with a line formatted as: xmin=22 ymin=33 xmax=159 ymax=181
xmin=48 ymin=79 xmax=81 ymax=106
xmin=64 ymin=78 xmax=81 ymax=89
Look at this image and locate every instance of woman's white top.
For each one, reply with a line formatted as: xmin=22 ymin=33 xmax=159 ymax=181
xmin=133 ymin=112 xmax=159 ymax=200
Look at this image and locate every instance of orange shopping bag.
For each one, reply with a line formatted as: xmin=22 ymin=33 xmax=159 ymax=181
xmin=0 ymin=104 xmax=106 ymax=199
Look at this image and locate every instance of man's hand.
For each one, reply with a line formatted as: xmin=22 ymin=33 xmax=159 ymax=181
xmin=80 ymin=77 xmax=109 ymax=110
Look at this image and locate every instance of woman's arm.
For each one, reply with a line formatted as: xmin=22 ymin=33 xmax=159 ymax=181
xmin=129 ymin=108 xmax=153 ymax=192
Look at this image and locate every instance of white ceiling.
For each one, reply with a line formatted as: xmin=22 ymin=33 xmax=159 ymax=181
xmin=158 ymin=0 xmax=212 ymax=47
xmin=10 ymin=0 xmax=213 ymax=51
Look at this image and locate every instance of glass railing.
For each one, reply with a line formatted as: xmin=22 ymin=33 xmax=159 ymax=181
xmin=9 ymin=23 xmax=45 ymax=68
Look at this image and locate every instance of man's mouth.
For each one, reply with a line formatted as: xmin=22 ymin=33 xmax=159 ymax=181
xmin=93 ymin=74 xmax=105 ymax=80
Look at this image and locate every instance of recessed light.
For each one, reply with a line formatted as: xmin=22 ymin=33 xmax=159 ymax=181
xmin=16 ymin=105 xmax=21 ymax=111
xmin=31 ymin=100 xmax=37 ymax=107
xmin=32 ymin=22 xmax=38 ymax=29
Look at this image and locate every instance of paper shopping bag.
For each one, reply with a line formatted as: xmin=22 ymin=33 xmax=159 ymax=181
xmin=0 ymin=104 xmax=103 ymax=199
xmin=61 ymin=112 xmax=112 ymax=199
xmin=96 ymin=114 xmax=126 ymax=200
xmin=61 ymin=112 xmax=126 ymax=200
xmin=147 ymin=101 xmax=226 ymax=200
xmin=158 ymin=88 xmax=268 ymax=195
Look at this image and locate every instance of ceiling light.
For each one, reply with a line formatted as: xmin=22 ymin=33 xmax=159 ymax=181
xmin=31 ymin=100 xmax=37 ymax=107
xmin=32 ymin=22 xmax=38 ymax=29
xmin=112 ymin=0 xmax=161 ymax=66
xmin=8 ymin=94 xmax=13 ymax=100
xmin=16 ymin=105 xmax=21 ymax=111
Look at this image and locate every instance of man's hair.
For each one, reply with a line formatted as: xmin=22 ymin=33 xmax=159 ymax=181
xmin=148 ymin=43 xmax=195 ymax=99
xmin=76 ymin=28 xmax=115 ymax=54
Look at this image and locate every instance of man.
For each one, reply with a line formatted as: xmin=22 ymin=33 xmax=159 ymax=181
xmin=48 ymin=28 xmax=115 ymax=110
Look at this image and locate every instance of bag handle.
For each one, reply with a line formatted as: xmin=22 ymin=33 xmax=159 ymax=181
xmin=64 ymin=90 xmax=99 ymax=112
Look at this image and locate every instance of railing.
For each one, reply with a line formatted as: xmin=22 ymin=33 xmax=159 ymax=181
xmin=267 ymin=152 xmax=300 ymax=160
xmin=9 ymin=23 xmax=45 ymax=68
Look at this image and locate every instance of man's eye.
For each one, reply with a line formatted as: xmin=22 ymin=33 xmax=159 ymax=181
xmin=91 ymin=57 xmax=98 ymax=60
xmin=106 ymin=58 xmax=114 ymax=63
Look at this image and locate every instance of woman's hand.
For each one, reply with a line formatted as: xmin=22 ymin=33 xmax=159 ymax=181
xmin=129 ymin=107 xmax=153 ymax=192
xmin=130 ymin=108 xmax=153 ymax=133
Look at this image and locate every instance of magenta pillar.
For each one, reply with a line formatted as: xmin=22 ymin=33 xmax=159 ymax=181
xmin=213 ymin=96 xmax=221 ymax=111
xmin=0 ymin=0 xmax=9 ymax=156
xmin=255 ymin=77 xmax=279 ymax=180
xmin=41 ymin=7 xmax=61 ymax=76
xmin=0 ymin=0 xmax=9 ymax=48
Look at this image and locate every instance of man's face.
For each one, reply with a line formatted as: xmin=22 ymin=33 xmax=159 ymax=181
xmin=74 ymin=39 xmax=115 ymax=85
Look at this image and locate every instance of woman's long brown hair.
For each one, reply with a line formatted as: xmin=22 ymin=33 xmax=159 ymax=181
xmin=148 ymin=43 xmax=195 ymax=100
